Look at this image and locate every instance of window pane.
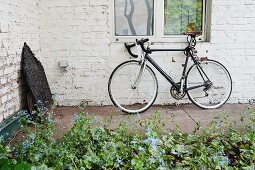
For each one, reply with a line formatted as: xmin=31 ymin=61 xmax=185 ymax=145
xmin=115 ymin=0 xmax=154 ymax=36
xmin=164 ymin=0 xmax=203 ymax=35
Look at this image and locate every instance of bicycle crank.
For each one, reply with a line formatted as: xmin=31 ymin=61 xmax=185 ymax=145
xmin=170 ymin=84 xmax=186 ymax=100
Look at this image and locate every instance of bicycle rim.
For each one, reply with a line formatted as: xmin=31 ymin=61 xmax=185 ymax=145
xmin=186 ymin=60 xmax=232 ymax=109
xmin=108 ymin=60 xmax=158 ymax=114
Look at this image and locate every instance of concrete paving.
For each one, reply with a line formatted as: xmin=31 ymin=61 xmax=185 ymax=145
xmin=52 ymin=104 xmax=253 ymax=139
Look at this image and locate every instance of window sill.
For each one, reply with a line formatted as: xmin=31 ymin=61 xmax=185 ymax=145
xmin=111 ymin=35 xmax=208 ymax=43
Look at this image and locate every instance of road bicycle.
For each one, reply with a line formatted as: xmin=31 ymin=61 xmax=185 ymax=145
xmin=108 ymin=32 xmax=232 ymax=114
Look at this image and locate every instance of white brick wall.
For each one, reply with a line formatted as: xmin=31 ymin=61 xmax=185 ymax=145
xmin=1 ymin=0 xmax=255 ymax=122
xmin=0 ymin=0 xmax=40 ymax=122
xmin=210 ymin=0 xmax=255 ymax=103
xmin=38 ymin=0 xmax=111 ymax=106
xmin=38 ymin=0 xmax=255 ymax=106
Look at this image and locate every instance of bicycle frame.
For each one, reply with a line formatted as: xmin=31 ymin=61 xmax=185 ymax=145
xmin=142 ymin=47 xmax=195 ymax=92
xmin=127 ymin=35 xmax=212 ymax=94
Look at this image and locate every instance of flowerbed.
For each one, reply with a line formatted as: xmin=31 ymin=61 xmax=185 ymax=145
xmin=0 ymin=107 xmax=255 ymax=169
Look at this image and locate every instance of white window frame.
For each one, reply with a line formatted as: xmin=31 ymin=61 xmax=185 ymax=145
xmin=110 ymin=0 xmax=211 ymax=43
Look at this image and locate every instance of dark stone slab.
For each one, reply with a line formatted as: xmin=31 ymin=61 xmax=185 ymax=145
xmin=22 ymin=43 xmax=52 ymax=110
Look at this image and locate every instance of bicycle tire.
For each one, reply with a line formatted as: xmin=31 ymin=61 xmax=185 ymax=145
xmin=186 ymin=60 xmax=232 ymax=109
xmin=108 ymin=60 xmax=158 ymax=114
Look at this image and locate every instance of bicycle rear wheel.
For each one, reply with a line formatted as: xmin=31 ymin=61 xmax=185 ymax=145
xmin=186 ymin=60 xmax=232 ymax=109
xmin=108 ymin=60 xmax=158 ymax=114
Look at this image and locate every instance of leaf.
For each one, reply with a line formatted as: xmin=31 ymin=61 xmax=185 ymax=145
xmin=14 ymin=162 xmax=32 ymax=170
xmin=0 ymin=159 xmax=14 ymax=170
xmin=34 ymin=164 xmax=50 ymax=170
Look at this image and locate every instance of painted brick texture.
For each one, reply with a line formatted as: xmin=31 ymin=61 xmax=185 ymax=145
xmin=1 ymin=0 xmax=255 ymax=123
xmin=39 ymin=0 xmax=111 ymax=106
xmin=0 ymin=0 xmax=40 ymax=122
xmin=210 ymin=0 xmax=255 ymax=103
xmin=38 ymin=0 xmax=255 ymax=106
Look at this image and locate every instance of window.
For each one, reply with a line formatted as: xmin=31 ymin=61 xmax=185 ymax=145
xmin=114 ymin=0 xmax=154 ymax=36
xmin=164 ymin=0 xmax=203 ymax=35
xmin=113 ymin=0 xmax=209 ymax=41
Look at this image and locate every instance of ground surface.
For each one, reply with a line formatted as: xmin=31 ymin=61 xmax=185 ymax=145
xmin=8 ymin=104 xmax=252 ymax=145
xmin=52 ymin=104 xmax=251 ymax=140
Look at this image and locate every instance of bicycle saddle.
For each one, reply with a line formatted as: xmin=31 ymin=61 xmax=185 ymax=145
xmin=183 ymin=31 xmax=202 ymax=36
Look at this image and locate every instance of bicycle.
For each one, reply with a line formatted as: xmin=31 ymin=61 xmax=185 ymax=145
xmin=108 ymin=32 xmax=232 ymax=114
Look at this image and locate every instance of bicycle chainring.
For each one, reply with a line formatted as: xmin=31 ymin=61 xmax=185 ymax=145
xmin=170 ymin=85 xmax=186 ymax=100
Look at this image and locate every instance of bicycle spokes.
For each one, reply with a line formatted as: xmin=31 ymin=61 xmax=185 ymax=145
xmin=108 ymin=61 xmax=158 ymax=113
xmin=186 ymin=60 xmax=232 ymax=109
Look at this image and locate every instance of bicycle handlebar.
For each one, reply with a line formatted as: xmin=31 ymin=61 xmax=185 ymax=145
xmin=125 ymin=33 xmax=200 ymax=57
xmin=124 ymin=38 xmax=151 ymax=57
xmin=136 ymin=38 xmax=151 ymax=53
xmin=124 ymin=43 xmax=138 ymax=58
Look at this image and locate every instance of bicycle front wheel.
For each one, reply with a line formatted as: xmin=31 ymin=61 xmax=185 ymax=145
xmin=108 ymin=60 xmax=158 ymax=114
xmin=186 ymin=60 xmax=232 ymax=109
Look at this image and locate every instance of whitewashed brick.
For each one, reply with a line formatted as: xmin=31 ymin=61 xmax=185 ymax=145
xmin=1 ymin=0 xmax=255 ymax=122
xmin=0 ymin=78 xmax=7 ymax=85
xmin=1 ymin=95 xmax=8 ymax=103
xmin=0 ymin=0 xmax=40 ymax=123
xmin=38 ymin=0 xmax=255 ymax=106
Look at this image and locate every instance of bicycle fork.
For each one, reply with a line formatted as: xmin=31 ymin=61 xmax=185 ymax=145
xmin=131 ymin=60 xmax=147 ymax=89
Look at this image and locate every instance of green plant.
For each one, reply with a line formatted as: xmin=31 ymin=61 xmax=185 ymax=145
xmin=0 ymin=142 xmax=32 ymax=170
xmin=0 ymin=107 xmax=255 ymax=169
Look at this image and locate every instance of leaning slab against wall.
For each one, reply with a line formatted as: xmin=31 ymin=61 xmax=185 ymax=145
xmin=0 ymin=0 xmax=40 ymax=123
